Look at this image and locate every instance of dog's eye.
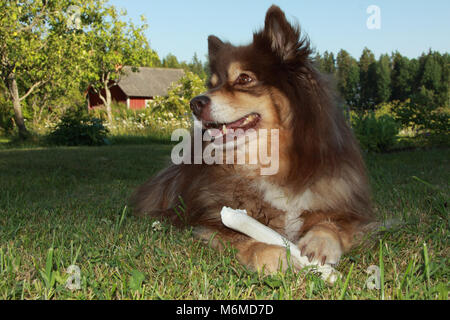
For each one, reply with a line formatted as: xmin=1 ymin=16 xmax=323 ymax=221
xmin=235 ymin=73 xmax=253 ymax=86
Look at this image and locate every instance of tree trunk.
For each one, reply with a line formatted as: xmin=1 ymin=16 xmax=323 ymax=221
xmin=8 ymin=74 xmax=29 ymax=139
xmin=98 ymin=76 xmax=113 ymax=123
xmin=105 ymin=82 xmax=112 ymax=123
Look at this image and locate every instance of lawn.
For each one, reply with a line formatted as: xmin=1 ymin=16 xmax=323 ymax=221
xmin=0 ymin=143 xmax=448 ymax=300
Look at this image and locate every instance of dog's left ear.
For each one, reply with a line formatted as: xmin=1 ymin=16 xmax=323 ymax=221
xmin=259 ymin=5 xmax=310 ymax=62
xmin=208 ymin=35 xmax=224 ymax=58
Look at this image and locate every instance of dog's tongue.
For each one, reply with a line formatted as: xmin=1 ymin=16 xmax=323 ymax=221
xmin=206 ymin=116 xmax=248 ymax=140
xmin=207 ymin=116 xmax=249 ymax=138
xmin=205 ymin=114 xmax=260 ymax=140
xmin=225 ymin=116 xmax=247 ymax=129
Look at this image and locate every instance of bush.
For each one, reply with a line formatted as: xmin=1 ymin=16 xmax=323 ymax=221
xmin=47 ymin=107 xmax=109 ymax=146
xmin=150 ymin=71 xmax=206 ymax=120
xmin=90 ymin=101 xmax=132 ymax=122
xmin=91 ymin=102 xmax=191 ymax=137
xmin=0 ymin=98 xmax=14 ymax=135
xmin=352 ymin=112 xmax=400 ymax=153
xmin=394 ymin=88 xmax=448 ymax=130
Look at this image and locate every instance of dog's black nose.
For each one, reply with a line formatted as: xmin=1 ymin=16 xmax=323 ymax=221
xmin=190 ymin=95 xmax=211 ymax=117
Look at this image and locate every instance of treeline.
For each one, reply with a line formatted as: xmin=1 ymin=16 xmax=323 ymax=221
xmin=160 ymin=47 xmax=450 ymax=115
xmin=155 ymin=53 xmax=209 ymax=81
xmin=315 ymin=49 xmax=449 ymax=111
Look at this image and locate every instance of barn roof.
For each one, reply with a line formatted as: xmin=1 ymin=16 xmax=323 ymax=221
xmin=117 ymin=66 xmax=185 ymax=98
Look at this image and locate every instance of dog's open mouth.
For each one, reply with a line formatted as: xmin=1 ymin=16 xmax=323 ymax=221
xmin=203 ymin=113 xmax=261 ymax=136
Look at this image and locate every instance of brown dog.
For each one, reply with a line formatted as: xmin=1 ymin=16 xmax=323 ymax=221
xmin=131 ymin=5 xmax=374 ymax=273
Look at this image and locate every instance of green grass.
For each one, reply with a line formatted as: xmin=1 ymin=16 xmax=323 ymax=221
xmin=0 ymin=143 xmax=448 ymax=300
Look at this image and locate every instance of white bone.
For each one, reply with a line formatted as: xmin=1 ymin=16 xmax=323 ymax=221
xmin=221 ymin=206 xmax=340 ymax=283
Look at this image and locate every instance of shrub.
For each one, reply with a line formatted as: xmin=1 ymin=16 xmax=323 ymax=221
xmin=150 ymin=71 xmax=206 ymax=120
xmin=352 ymin=112 xmax=400 ymax=153
xmin=47 ymin=107 xmax=109 ymax=146
xmin=90 ymin=101 xmax=131 ymax=122
xmin=374 ymin=101 xmax=397 ymax=118
xmin=393 ymin=88 xmax=449 ymax=132
xmin=0 ymin=100 xmax=15 ymax=135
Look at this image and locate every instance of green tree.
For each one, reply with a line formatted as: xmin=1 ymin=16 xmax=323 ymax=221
xmin=188 ymin=53 xmax=207 ymax=80
xmin=359 ymin=47 xmax=376 ymax=110
xmin=322 ymin=51 xmax=336 ymax=74
xmin=84 ymin=5 xmax=159 ymax=122
xmin=162 ymin=54 xmax=181 ymax=69
xmin=442 ymin=53 xmax=450 ymax=107
xmin=336 ymin=49 xmax=360 ymax=108
xmin=418 ymin=51 xmax=441 ymax=91
xmin=391 ymin=52 xmax=414 ymax=102
xmin=374 ymin=54 xmax=392 ymax=104
xmin=315 ymin=51 xmax=336 ymax=74
xmin=314 ymin=52 xmax=323 ymax=71
xmin=416 ymin=50 xmax=448 ymax=107
xmin=0 ymin=0 xmax=96 ymax=138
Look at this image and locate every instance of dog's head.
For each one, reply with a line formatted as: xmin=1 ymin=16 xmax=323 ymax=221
xmin=190 ymin=6 xmax=316 ymax=141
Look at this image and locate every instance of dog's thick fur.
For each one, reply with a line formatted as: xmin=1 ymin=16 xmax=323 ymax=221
xmin=131 ymin=6 xmax=374 ymax=273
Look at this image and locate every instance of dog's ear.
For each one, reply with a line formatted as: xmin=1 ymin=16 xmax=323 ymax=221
xmin=259 ymin=5 xmax=310 ymax=62
xmin=208 ymin=35 xmax=224 ymax=58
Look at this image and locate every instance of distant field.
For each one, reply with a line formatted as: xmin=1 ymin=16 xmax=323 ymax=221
xmin=0 ymin=144 xmax=448 ymax=299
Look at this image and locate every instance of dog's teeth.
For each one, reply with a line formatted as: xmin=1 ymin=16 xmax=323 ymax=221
xmin=243 ymin=115 xmax=253 ymax=126
xmin=222 ymin=124 xmax=227 ymax=134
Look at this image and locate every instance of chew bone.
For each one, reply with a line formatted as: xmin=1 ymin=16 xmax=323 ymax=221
xmin=220 ymin=206 xmax=339 ymax=283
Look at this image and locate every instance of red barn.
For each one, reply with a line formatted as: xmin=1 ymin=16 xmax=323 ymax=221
xmin=87 ymin=66 xmax=185 ymax=110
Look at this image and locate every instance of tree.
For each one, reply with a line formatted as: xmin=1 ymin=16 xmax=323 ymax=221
xmin=322 ymin=51 xmax=336 ymax=75
xmin=418 ymin=51 xmax=441 ymax=91
xmin=374 ymin=54 xmax=392 ymax=104
xmin=315 ymin=51 xmax=336 ymax=75
xmin=359 ymin=48 xmax=376 ymax=110
xmin=0 ymin=0 xmax=96 ymax=138
xmin=416 ymin=50 xmax=449 ymax=107
xmin=442 ymin=53 xmax=450 ymax=108
xmin=188 ymin=53 xmax=207 ymax=80
xmin=391 ymin=52 xmax=414 ymax=102
xmin=84 ymin=5 xmax=159 ymax=122
xmin=162 ymin=54 xmax=181 ymax=69
xmin=336 ymin=49 xmax=360 ymax=108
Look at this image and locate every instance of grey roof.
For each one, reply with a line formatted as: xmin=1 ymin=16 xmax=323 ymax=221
xmin=117 ymin=66 xmax=185 ymax=98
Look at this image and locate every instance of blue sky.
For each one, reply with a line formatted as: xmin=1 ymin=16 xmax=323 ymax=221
xmin=108 ymin=0 xmax=450 ymax=63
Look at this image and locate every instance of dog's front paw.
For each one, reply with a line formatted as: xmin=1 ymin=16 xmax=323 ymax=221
xmin=297 ymin=227 xmax=342 ymax=266
xmin=238 ymin=241 xmax=294 ymax=275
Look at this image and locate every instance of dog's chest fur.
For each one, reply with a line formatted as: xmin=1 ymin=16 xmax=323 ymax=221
xmin=255 ymin=179 xmax=314 ymax=242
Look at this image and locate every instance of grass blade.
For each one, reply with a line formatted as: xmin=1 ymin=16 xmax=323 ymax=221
xmin=423 ymin=243 xmax=430 ymax=289
xmin=379 ymin=240 xmax=385 ymax=300
xmin=339 ymin=263 xmax=354 ymax=300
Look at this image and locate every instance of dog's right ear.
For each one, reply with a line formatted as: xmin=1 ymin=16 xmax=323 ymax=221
xmin=256 ymin=5 xmax=311 ymax=63
xmin=263 ymin=6 xmax=300 ymax=60
xmin=208 ymin=35 xmax=224 ymax=58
